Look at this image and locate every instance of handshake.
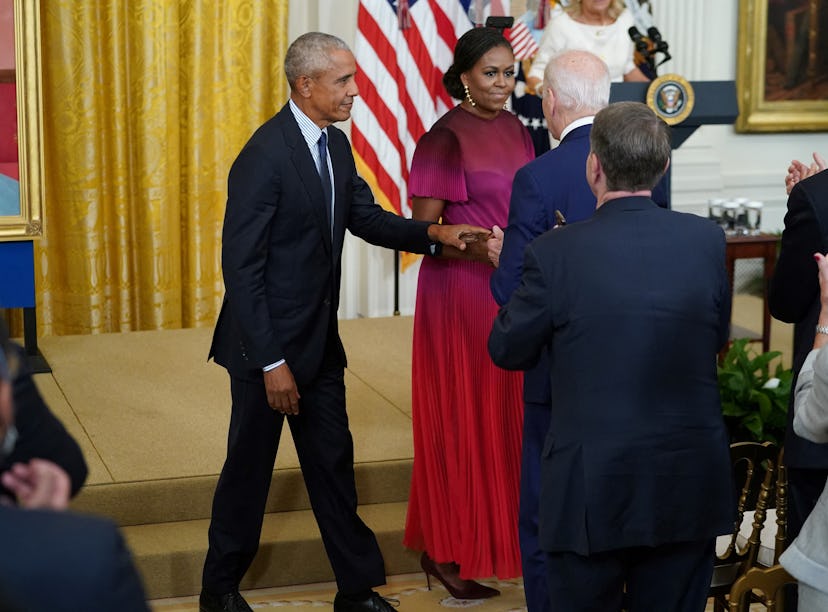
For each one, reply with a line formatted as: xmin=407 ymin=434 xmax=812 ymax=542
xmin=427 ymin=224 xmax=503 ymax=268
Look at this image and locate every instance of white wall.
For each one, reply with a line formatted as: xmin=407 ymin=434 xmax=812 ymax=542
xmin=290 ymin=0 xmax=826 ymax=319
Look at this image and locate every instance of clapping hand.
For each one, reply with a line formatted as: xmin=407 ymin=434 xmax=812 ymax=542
xmin=1 ymin=459 xmax=71 ymax=510
xmin=816 ymin=252 xmax=828 ymax=309
xmin=786 ymin=152 xmax=826 ymax=195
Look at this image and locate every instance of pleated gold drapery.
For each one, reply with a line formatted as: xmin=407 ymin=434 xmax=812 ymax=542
xmin=28 ymin=1 xmax=287 ymax=335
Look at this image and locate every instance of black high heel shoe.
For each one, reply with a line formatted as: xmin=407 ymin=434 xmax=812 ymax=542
xmin=420 ymin=552 xmax=500 ymax=600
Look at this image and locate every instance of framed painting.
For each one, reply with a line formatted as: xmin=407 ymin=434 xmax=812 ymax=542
xmin=0 ymin=0 xmax=43 ymax=240
xmin=736 ymin=0 xmax=828 ymax=132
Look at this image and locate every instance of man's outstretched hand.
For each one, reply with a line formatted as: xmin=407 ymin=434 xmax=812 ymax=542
xmin=428 ymin=224 xmax=493 ymax=251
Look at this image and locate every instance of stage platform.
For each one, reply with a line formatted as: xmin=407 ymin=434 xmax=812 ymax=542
xmin=37 ymin=315 xmax=416 ymax=489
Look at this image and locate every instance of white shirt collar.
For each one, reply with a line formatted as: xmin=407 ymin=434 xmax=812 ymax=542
xmin=560 ymin=115 xmax=595 ymax=142
xmin=289 ymin=98 xmax=326 ymax=149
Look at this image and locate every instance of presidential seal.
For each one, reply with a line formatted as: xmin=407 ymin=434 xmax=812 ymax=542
xmin=646 ymin=74 xmax=695 ymax=126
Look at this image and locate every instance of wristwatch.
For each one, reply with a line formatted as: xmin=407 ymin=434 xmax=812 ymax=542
xmin=428 ymin=242 xmax=443 ymax=257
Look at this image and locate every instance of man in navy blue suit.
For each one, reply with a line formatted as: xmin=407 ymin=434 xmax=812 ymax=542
xmin=488 ymin=49 xmax=611 ymax=612
xmin=489 ymin=101 xmax=733 ymax=611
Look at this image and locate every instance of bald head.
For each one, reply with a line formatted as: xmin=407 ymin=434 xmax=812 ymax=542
xmin=542 ymin=50 xmax=610 ymax=139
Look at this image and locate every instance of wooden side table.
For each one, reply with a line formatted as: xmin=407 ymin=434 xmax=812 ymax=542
xmin=725 ymin=234 xmax=779 ymax=353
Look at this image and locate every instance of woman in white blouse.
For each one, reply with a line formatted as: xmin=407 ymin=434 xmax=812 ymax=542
xmin=780 ymin=251 xmax=828 ymax=610
xmin=526 ymin=0 xmax=649 ymax=91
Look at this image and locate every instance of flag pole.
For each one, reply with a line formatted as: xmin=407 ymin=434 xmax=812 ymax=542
xmin=393 ymin=250 xmax=400 ymax=316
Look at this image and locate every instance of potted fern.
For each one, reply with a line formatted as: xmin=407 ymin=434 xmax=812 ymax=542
xmin=717 ymin=338 xmax=792 ymax=444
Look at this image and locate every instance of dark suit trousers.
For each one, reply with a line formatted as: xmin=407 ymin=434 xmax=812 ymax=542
xmin=545 ymin=539 xmax=714 ymax=612
xmin=202 ymin=342 xmax=386 ymax=594
xmin=520 ymin=401 xmax=552 ymax=612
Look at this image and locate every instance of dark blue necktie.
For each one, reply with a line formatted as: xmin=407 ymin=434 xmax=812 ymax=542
xmin=317 ymin=132 xmax=332 ymax=232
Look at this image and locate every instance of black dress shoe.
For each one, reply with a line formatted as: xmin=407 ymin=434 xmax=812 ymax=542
xmin=333 ymin=591 xmax=398 ymax=611
xmin=199 ymin=589 xmax=253 ymax=612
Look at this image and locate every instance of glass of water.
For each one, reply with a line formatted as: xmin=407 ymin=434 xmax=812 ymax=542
xmin=745 ymin=201 xmax=763 ymax=235
xmin=708 ymin=198 xmax=725 ymax=225
xmin=722 ymin=201 xmax=740 ymax=235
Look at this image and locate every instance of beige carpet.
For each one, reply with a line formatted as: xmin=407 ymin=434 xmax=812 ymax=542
xmin=33 ymin=317 xmax=416 ymax=488
xmin=729 ymin=294 xmax=794 ymax=369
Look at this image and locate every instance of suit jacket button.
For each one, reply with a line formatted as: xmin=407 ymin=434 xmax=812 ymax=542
xmin=324 ymin=299 xmax=331 ymax=306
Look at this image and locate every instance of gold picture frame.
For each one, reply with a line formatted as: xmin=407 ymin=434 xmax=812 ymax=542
xmin=0 ymin=0 xmax=43 ymax=240
xmin=736 ymin=0 xmax=828 ymax=132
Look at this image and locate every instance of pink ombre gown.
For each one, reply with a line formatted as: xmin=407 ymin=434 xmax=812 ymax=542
xmin=404 ymin=106 xmax=533 ymax=580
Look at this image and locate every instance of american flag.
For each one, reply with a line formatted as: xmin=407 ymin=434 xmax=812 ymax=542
xmin=507 ymin=20 xmax=540 ymax=60
xmin=353 ymin=1 xmax=525 ymax=222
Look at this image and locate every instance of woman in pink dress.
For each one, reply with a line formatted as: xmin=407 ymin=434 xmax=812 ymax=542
xmin=404 ymin=27 xmax=534 ymax=600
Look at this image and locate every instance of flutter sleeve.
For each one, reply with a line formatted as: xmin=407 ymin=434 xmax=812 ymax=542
xmin=408 ymin=125 xmax=468 ymax=203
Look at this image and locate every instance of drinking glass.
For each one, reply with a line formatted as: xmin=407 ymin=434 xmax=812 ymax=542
xmin=708 ymin=198 xmax=724 ymax=226
xmin=722 ymin=201 xmax=740 ymax=235
xmin=745 ymin=201 xmax=763 ymax=235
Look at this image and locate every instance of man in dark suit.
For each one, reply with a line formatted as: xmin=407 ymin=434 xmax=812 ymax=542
xmin=201 ymin=32 xmax=489 ymax=612
xmin=0 ymin=326 xmax=149 ymax=612
xmin=1 ymin=341 xmax=88 ymax=507
xmin=769 ymin=153 xmax=828 ymax=587
xmin=488 ymin=101 xmax=734 ymax=611
xmin=488 ymin=49 xmax=610 ymax=612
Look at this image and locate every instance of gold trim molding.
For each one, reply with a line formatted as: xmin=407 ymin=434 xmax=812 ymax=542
xmin=736 ymin=0 xmax=828 ymax=133
xmin=0 ymin=0 xmax=44 ymax=241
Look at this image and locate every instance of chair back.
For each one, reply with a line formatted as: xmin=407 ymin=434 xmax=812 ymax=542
xmin=713 ymin=443 xmax=790 ymax=611
xmin=728 ymin=564 xmax=796 ymax=612
xmin=717 ymin=441 xmax=778 ymax=566
xmin=772 ymin=447 xmax=787 ymax=565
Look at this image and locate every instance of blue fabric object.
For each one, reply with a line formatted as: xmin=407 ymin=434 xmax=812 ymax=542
xmin=0 ymin=173 xmax=20 ymax=217
xmin=0 ymin=241 xmax=35 ymax=308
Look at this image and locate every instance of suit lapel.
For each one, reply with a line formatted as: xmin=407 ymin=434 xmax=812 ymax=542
xmin=280 ymin=107 xmax=333 ymax=255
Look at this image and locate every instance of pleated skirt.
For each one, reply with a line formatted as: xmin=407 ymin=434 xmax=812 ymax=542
xmin=404 ymin=256 xmax=524 ymax=580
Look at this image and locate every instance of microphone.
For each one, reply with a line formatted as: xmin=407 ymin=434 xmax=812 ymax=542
xmin=646 ymin=26 xmax=663 ymax=44
xmin=628 ymin=26 xmax=650 ymax=55
xmin=646 ymin=26 xmax=672 ymax=63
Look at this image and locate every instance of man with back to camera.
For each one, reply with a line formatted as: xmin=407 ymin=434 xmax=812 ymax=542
xmin=488 ymin=49 xmax=611 ymax=612
xmin=200 ymin=32 xmax=491 ymax=612
xmin=489 ymin=101 xmax=734 ymax=611
xmin=488 ymin=48 xmax=671 ymax=612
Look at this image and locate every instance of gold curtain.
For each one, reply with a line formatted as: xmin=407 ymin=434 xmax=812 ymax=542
xmin=30 ymin=0 xmax=288 ymax=335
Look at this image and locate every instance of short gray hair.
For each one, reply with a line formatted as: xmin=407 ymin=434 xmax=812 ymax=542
xmin=544 ymin=50 xmax=610 ymax=115
xmin=284 ymin=32 xmax=351 ymax=89
xmin=590 ymin=101 xmax=671 ymax=192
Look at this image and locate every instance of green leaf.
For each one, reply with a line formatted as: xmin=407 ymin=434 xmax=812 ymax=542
xmin=717 ymin=339 xmax=792 ymax=443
